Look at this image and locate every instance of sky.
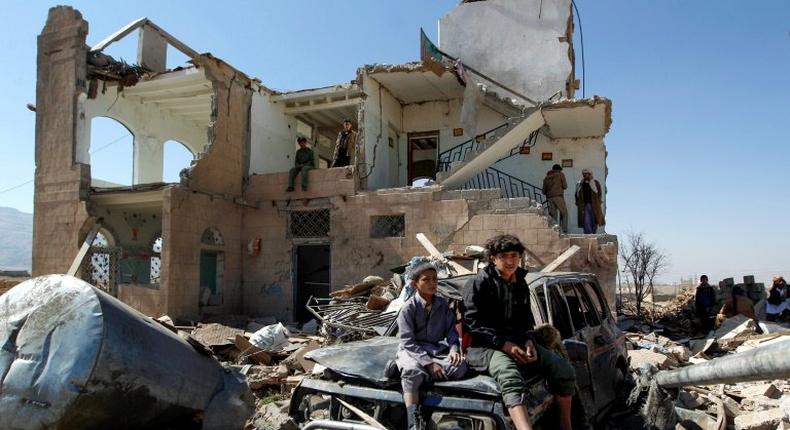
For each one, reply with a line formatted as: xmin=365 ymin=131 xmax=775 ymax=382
xmin=0 ymin=1 xmax=788 ymax=284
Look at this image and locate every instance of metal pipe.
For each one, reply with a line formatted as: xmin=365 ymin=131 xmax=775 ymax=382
xmin=655 ymin=338 xmax=790 ymax=388
xmin=302 ymin=419 xmax=381 ymax=430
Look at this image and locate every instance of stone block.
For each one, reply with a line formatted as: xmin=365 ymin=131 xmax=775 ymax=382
xmin=440 ymin=190 xmax=462 ymax=201
xmin=490 ymin=199 xmax=510 ymax=210
xmin=508 ymin=197 xmax=532 ymax=210
xmin=721 ymin=395 xmax=743 ymax=418
xmin=480 ymin=189 xmax=502 ymax=200
xmin=740 ymin=384 xmax=781 ymax=400
xmin=743 ymin=275 xmax=755 ymax=284
xmin=740 ymin=396 xmax=781 ymax=412
xmin=734 ymin=408 xmax=785 ymax=430
xmin=459 ymin=189 xmax=481 ymax=201
xmin=628 ymin=349 xmax=674 ymax=370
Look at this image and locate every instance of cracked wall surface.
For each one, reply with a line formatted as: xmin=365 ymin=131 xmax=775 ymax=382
xmin=32 ymin=7 xmax=93 ymax=276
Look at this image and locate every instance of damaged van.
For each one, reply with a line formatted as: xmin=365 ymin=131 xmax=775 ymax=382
xmin=289 ymin=272 xmax=628 ymax=429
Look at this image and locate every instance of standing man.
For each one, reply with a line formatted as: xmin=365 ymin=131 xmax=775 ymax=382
xmin=286 ymin=137 xmax=316 ymax=192
xmin=462 ymin=234 xmax=576 ymax=430
xmin=574 ymin=168 xmax=605 ymax=234
xmin=331 ymin=119 xmax=357 ymax=168
xmin=694 ymin=275 xmax=716 ymax=332
xmin=543 ymin=164 xmax=568 ymax=233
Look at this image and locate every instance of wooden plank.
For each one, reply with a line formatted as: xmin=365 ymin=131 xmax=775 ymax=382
xmin=335 ymin=398 xmax=387 ymax=430
xmin=67 ymin=223 xmax=101 ymax=277
xmin=541 ymin=245 xmax=580 ymax=273
xmin=415 ymin=233 xmax=472 ymax=275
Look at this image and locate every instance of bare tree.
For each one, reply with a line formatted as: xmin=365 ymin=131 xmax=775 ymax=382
xmin=619 ymin=231 xmax=670 ymax=317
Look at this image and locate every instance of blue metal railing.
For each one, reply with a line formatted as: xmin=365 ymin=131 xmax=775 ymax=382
xmin=436 ymin=122 xmax=510 ymax=172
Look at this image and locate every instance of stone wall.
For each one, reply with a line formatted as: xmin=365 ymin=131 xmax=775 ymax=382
xmin=162 ymin=187 xmax=244 ymax=320
xmin=241 ymin=174 xmax=617 ymax=320
xmin=32 ymin=7 xmax=93 ymax=276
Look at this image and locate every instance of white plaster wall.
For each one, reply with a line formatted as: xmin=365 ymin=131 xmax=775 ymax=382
xmin=83 ymin=90 xmax=206 ymax=183
xmin=496 ymin=136 xmax=607 ymax=234
xmin=401 ymin=99 xmax=507 ymax=185
xmin=361 ymin=76 xmax=403 ymax=190
xmin=249 ymin=91 xmax=298 ymax=175
xmin=84 ymin=91 xmax=207 ymax=156
xmin=439 ymin=0 xmax=573 ymax=102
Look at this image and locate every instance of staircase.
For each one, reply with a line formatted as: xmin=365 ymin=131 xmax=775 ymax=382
xmin=437 ymin=106 xmax=545 ymax=189
xmin=436 ymin=106 xmax=548 ymax=208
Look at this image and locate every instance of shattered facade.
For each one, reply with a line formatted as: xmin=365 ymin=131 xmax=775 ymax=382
xmin=32 ymin=1 xmax=617 ymax=321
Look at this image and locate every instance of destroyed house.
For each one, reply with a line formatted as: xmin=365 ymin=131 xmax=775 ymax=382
xmin=32 ymin=0 xmax=618 ymax=322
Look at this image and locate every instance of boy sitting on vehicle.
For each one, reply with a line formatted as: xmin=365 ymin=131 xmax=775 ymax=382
xmin=396 ymin=262 xmax=467 ymax=430
xmin=462 ymin=234 xmax=576 ymax=430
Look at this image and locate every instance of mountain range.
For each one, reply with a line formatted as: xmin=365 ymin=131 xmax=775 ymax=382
xmin=0 ymin=207 xmax=32 ymax=270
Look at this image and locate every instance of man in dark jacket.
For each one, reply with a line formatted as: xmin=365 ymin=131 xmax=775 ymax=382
xmin=286 ymin=137 xmax=316 ymax=192
xmin=543 ymin=164 xmax=568 ymax=233
xmin=462 ymin=234 xmax=575 ymax=430
xmin=694 ymin=275 xmax=716 ymax=332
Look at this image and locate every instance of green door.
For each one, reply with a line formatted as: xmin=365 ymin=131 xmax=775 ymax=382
xmin=200 ymin=251 xmax=217 ymax=294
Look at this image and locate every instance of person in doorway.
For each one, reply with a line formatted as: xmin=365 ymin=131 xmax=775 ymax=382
xmin=694 ymin=275 xmax=717 ymax=332
xmin=396 ymin=262 xmax=467 ymax=430
xmin=286 ymin=137 xmax=316 ymax=192
xmin=331 ymin=119 xmax=357 ymax=168
xmin=462 ymin=234 xmax=576 ymax=430
xmin=716 ymin=285 xmax=755 ymax=325
xmin=543 ymin=164 xmax=569 ymax=233
xmin=574 ymin=169 xmax=605 ymax=234
xmin=766 ymin=276 xmax=789 ymax=322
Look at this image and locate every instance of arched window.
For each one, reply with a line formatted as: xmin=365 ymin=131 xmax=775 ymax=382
xmin=163 ymin=140 xmax=195 ymax=183
xmin=89 ymin=116 xmax=134 ymax=186
xmin=150 ymin=235 xmax=162 ymax=284
xmin=201 ymin=227 xmax=224 ymax=246
xmin=88 ymin=228 xmax=118 ymax=292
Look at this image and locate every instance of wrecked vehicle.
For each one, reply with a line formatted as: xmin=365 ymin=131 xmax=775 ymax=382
xmin=289 ymin=272 xmax=627 ymax=429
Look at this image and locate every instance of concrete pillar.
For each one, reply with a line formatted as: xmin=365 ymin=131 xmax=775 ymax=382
xmin=32 ymin=6 xmax=93 ymax=276
xmin=137 ymin=24 xmax=167 ymax=73
xmin=133 ymin=136 xmax=164 ymax=184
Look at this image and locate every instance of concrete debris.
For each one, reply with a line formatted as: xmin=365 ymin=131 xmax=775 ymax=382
xmin=192 ymin=322 xmax=246 ymax=348
xmin=629 ymin=348 xmax=677 ymax=370
xmin=739 ymin=383 xmax=781 ymax=400
xmin=249 ymin=401 xmax=299 ymax=430
xmin=733 ymin=408 xmax=786 ymax=430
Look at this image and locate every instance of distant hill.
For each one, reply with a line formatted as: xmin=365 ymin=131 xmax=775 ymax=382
xmin=0 ymin=207 xmax=32 ymax=270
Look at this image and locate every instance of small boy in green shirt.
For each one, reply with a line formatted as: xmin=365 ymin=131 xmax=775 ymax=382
xmin=286 ymin=137 xmax=316 ymax=192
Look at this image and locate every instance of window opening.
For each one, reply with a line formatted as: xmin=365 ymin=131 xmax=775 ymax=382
xmin=163 ymin=140 xmax=195 ymax=183
xmin=89 ymin=117 xmax=134 ymax=186
xmin=548 ymin=285 xmax=575 ymax=339
xmin=85 ymin=229 xmax=120 ymax=295
xmin=201 ymin=227 xmax=225 ymax=246
xmin=582 ymin=281 xmax=609 ymax=321
xmin=150 ymin=235 xmax=162 ymax=284
xmin=407 ymin=131 xmax=439 ymax=184
xmin=560 ymin=282 xmax=601 ymax=331
xmin=288 ymin=209 xmax=330 ymax=238
xmin=370 ymin=215 xmax=405 ymax=238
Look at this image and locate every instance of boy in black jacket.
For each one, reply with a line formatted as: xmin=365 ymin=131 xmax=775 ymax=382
xmin=462 ymin=234 xmax=575 ymax=430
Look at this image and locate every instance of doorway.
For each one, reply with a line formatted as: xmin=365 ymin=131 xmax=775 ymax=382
xmin=407 ymin=131 xmax=439 ymax=185
xmin=294 ymin=244 xmax=331 ymax=322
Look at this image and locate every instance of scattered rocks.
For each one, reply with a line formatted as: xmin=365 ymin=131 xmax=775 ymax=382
xmin=734 ymin=408 xmax=786 ymax=430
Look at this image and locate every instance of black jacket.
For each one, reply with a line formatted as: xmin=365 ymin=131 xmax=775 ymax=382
xmin=462 ymin=264 xmax=535 ymax=368
xmin=694 ymin=283 xmax=716 ymax=309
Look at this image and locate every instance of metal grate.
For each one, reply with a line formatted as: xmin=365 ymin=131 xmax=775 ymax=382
xmin=370 ymin=215 xmax=405 ymax=238
xmin=288 ymin=209 xmax=330 ymax=238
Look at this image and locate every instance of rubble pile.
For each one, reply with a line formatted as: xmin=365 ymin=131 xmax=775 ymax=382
xmin=624 ymin=314 xmax=790 ymax=429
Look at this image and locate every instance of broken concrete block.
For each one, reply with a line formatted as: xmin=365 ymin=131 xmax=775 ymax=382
xmin=721 ymin=395 xmax=743 ymax=418
xmin=252 ymin=401 xmax=299 ymax=430
xmin=677 ymin=390 xmax=705 ymax=409
xmin=740 ymin=383 xmax=781 ymax=400
xmin=629 ymin=349 xmax=674 ymax=370
xmin=734 ymin=408 xmax=785 ymax=430
xmin=675 ymin=407 xmax=716 ymax=430
xmin=740 ymin=396 xmax=781 ymax=412
xmin=667 ymin=345 xmax=691 ymax=362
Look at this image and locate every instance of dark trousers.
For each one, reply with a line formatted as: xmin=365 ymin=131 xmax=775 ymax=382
xmin=332 ymin=155 xmax=350 ymax=168
xmin=288 ymin=166 xmax=312 ymax=189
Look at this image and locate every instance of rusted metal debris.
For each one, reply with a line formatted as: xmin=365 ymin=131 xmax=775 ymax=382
xmin=306 ymin=296 xmax=398 ymax=337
